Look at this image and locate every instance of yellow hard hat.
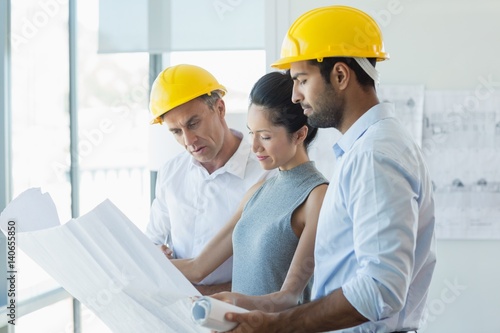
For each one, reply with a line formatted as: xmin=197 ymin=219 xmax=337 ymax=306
xmin=272 ymin=6 xmax=389 ymax=70
xmin=150 ymin=64 xmax=227 ymax=125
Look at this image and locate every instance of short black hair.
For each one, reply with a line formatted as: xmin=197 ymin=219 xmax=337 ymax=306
xmin=308 ymin=57 xmax=377 ymax=87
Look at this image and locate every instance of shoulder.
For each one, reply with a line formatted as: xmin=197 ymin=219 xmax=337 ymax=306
xmin=237 ymin=178 xmax=267 ymax=211
xmin=300 ymin=183 xmax=328 ymax=225
xmin=157 ymin=151 xmax=191 ymax=177
xmin=306 ymin=183 xmax=328 ymax=204
xmin=248 ymin=178 xmax=267 ymax=195
xmin=300 ymin=165 xmax=329 ymax=211
xmin=302 ymin=162 xmax=329 ymax=186
xmin=349 ymin=122 xmax=421 ymax=173
xmin=357 ymin=117 xmax=415 ymax=155
xmin=303 ymin=183 xmax=328 ymax=219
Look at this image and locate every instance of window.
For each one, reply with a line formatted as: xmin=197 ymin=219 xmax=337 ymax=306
xmin=10 ymin=1 xmax=151 ymax=331
xmin=78 ymin=1 xmax=150 ymax=331
xmin=11 ymin=0 xmax=72 ymax=331
xmin=170 ymin=50 xmax=267 ymax=115
xmin=77 ymin=0 xmax=150 ymax=232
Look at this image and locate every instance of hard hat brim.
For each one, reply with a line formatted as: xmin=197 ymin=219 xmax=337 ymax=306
xmin=271 ymin=53 xmax=390 ymax=70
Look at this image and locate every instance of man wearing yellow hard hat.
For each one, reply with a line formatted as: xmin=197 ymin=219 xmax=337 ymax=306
xmin=224 ymin=6 xmax=436 ymax=333
xmin=146 ymin=64 xmax=272 ymax=294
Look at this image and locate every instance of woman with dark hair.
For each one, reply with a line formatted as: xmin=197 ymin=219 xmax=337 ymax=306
xmin=172 ymin=71 xmax=328 ymax=312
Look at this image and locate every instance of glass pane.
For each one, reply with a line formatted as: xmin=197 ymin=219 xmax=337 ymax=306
xmin=10 ymin=1 xmax=72 ymax=329
xmin=170 ymin=50 xmax=266 ymax=114
xmin=11 ymin=0 xmax=71 ymax=220
xmin=78 ymin=0 xmax=150 ymax=235
xmin=16 ymin=298 xmax=73 ymax=332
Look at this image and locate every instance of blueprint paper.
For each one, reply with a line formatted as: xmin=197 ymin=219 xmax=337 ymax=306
xmin=191 ymin=296 xmax=249 ymax=332
xmin=0 ymin=188 xmax=211 ymax=332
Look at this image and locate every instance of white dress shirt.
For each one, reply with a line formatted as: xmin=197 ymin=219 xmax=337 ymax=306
xmin=146 ymin=130 xmax=271 ymax=285
xmin=312 ymin=103 xmax=437 ymax=332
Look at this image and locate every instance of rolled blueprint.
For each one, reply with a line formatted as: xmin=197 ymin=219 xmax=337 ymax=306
xmin=191 ymin=296 xmax=248 ymax=332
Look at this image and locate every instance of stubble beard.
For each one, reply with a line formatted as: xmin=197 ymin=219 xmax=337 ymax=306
xmin=306 ymin=88 xmax=344 ymax=130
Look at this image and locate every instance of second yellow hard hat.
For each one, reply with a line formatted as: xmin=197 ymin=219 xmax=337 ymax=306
xmin=150 ymin=64 xmax=227 ymax=125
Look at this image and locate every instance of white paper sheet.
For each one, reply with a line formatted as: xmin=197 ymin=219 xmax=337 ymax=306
xmin=0 ymin=188 xmax=247 ymax=332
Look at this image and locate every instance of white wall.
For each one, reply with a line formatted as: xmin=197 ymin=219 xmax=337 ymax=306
xmin=282 ymin=1 xmax=500 ymax=332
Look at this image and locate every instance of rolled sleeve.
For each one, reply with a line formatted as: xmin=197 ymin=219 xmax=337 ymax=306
xmin=311 ymin=104 xmax=436 ymax=332
xmin=342 ymin=150 xmax=419 ymax=321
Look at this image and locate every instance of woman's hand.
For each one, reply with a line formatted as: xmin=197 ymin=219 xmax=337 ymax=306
xmin=159 ymin=244 xmax=174 ymax=259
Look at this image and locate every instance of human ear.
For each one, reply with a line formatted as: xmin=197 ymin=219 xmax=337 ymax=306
xmin=332 ymin=62 xmax=350 ymax=89
xmin=215 ymin=98 xmax=226 ymax=117
xmin=294 ymin=125 xmax=308 ymax=145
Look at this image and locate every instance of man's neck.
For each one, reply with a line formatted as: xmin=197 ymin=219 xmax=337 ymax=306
xmin=339 ymin=90 xmax=379 ymax=134
xmin=202 ymin=130 xmax=241 ymax=174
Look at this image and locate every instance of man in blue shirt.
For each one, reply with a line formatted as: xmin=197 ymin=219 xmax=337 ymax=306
xmin=223 ymin=5 xmax=436 ymax=333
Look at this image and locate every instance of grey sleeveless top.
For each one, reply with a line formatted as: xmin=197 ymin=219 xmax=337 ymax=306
xmin=232 ymin=161 xmax=328 ymax=299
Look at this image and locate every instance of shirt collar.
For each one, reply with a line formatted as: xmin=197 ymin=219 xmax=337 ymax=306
xmin=190 ymin=129 xmax=250 ymax=179
xmin=333 ymin=103 xmax=395 ymax=159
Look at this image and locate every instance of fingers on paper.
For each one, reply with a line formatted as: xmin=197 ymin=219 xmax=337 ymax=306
xmin=159 ymin=244 xmax=174 ymax=259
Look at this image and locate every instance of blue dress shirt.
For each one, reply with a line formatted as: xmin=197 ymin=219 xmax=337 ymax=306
xmin=312 ymin=103 xmax=437 ymax=332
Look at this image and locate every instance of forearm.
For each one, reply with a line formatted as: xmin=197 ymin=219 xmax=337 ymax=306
xmin=275 ymin=288 xmax=368 ymax=332
xmin=232 ymin=290 xmax=299 ymax=312
xmin=194 ymin=282 xmax=232 ymax=295
xmin=171 ymin=258 xmax=204 ymax=283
